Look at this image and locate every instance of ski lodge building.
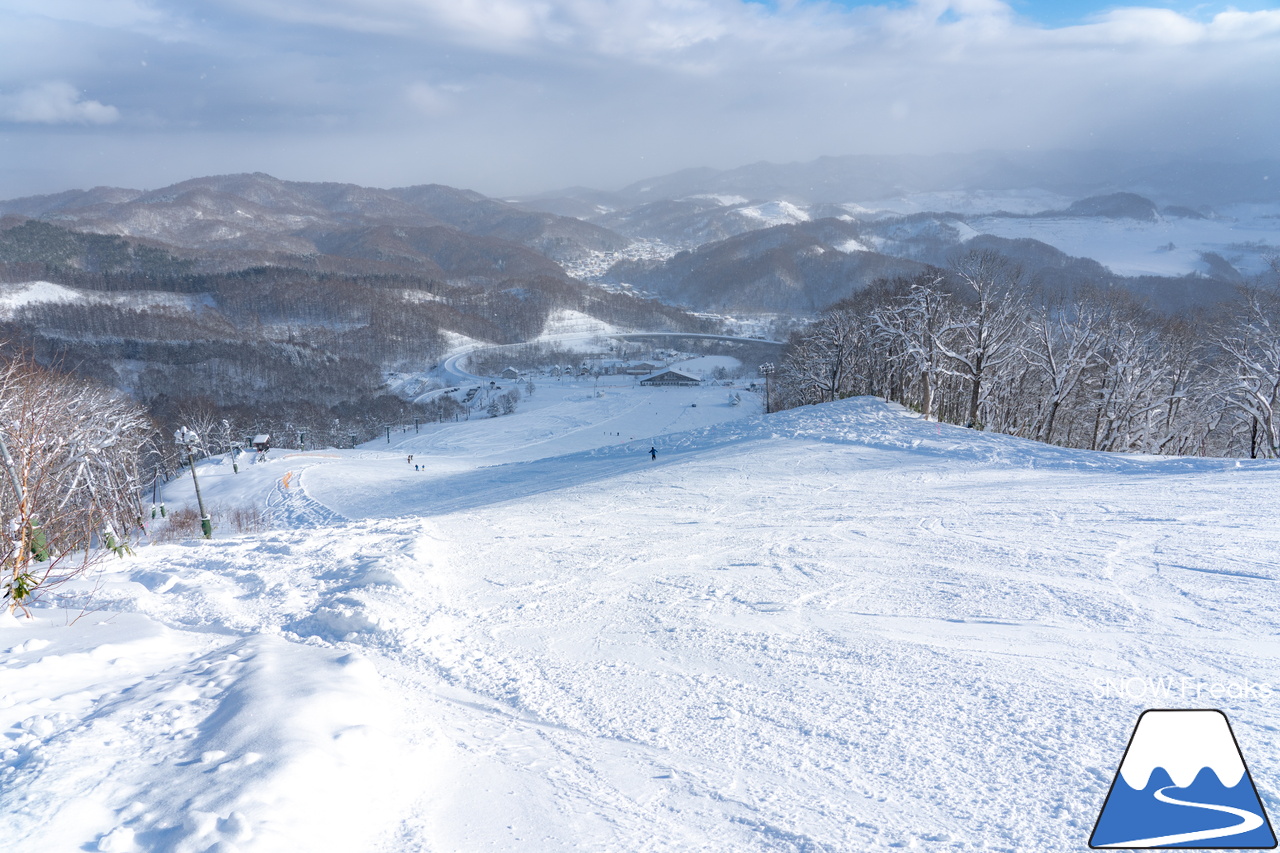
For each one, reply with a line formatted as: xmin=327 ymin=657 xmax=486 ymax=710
xmin=639 ymin=368 xmax=701 ymax=387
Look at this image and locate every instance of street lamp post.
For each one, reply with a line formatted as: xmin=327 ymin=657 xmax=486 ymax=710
xmin=174 ymin=427 xmax=212 ymax=539
xmin=760 ymin=363 xmax=775 ymax=414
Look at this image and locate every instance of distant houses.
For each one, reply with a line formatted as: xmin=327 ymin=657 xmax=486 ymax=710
xmin=501 ymin=366 xmax=520 ymax=380
xmin=639 ymin=368 xmax=701 ymax=387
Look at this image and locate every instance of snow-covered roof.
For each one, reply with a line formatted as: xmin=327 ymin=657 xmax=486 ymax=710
xmin=639 ymin=368 xmax=700 ymax=384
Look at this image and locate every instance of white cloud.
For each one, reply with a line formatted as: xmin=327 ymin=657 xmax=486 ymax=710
xmin=405 ymin=82 xmax=454 ymax=116
xmin=3 ymin=0 xmax=164 ymax=30
xmin=1 ymin=82 xmax=120 ymax=125
xmin=213 ymin=0 xmax=553 ymax=47
xmin=1 ymin=0 xmax=1278 ymax=196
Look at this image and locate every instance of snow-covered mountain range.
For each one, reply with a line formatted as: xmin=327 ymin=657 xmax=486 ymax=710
xmin=518 ymin=153 xmax=1280 ymax=313
xmin=1 ymin=153 xmax=1276 ymax=423
xmin=5 ymin=152 xmax=1278 ymax=318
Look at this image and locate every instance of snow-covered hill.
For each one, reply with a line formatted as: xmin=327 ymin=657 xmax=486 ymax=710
xmin=3 ymin=380 xmax=1279 ymax=851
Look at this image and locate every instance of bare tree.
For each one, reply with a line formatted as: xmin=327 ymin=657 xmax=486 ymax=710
xmin=935 ymin=251 xmax=1028 ymax=429
xmin=0 ymin=355 xmax=153 ymax=613
xmin=778 ymin=309 xmax=867 ymax=406
xmin=1216 ymin=283 xmax=1280 ymax=457
xmin=1019 ymin=289 xmax=1105 ymax=444
xmin=872 ymin=274 xmax=950 ymax=420
xmin=770 ymin=250 xmax=1273 ymax=460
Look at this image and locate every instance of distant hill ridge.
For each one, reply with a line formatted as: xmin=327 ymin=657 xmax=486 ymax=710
xmin=523 ymin=151 xmax=1280 ymax=210
xmin=0 ymin=172 xmax=627 ymax=271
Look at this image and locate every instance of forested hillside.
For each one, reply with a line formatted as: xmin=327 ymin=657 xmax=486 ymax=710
xmin=773 ymin=252 xmax=1280 ymax=459
xmin=0 ymin=215 xmax=713 ymax=448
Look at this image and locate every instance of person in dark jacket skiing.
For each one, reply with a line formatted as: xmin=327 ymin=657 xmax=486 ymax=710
xmin=650 ymin=446 xmax=657 ymax=460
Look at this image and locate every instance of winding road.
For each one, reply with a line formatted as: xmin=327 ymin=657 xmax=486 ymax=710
xmin=1106 ymin=785 xmax=1266 ymax=848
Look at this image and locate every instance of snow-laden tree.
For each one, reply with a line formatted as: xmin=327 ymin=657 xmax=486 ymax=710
xmin=1216 ymin=282 xmax=1280 ymax=457
xmin=1076 ymin=298 xmax=1199 ymax=454
xmin=770 ymin=250 xmax=1277 ymax=459
xmin=1018 ymin=290 xmax=1105 ymax=444
xmin=173 ymin=400 xmax=226 ymax=458
xmin=777 ymin=308 xmax=868 ymax=407
xmin=870 ymin=273 xmax=950 ymax=421
xmin=0 ymin=355 xmax=153 ymax=612
xmin=934 ymin=251 xmax=1029 ymax=429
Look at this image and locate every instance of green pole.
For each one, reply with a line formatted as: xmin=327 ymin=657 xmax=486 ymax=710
xmin=187 ymin=451 xmax=212 ymax=539
xmin=176 ymin=428 xmax=212 ymax=539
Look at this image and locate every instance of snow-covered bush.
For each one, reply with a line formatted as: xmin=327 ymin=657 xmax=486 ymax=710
xmin=0 ymin=354 xmax=153 ymax=612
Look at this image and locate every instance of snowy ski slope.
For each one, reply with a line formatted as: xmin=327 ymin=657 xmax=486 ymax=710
xmin=3 ymin=377 xmax=1279 ymax=851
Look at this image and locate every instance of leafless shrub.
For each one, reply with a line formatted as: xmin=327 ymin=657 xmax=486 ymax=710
xmin=0 ymin=353 xmax=153 ymax=613
xmin=148 ymin=503 xmax=273 ymax=543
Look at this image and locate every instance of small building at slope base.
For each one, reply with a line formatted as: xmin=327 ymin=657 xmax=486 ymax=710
xmin=639 ymin=369 xmax=701 ymax=387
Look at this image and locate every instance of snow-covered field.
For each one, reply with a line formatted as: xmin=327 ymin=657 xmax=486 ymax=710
xmin=857 ymin=189 xmax=1078 ymax=217
xmin=0 ymin=281 xmax=214 ymax=318
xmin=966 ymin=204 xmax=1280 ymax=278
xmin=4 ymin=377 xmax=1280 ymax=852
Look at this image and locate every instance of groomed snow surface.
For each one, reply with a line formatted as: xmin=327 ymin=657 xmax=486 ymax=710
xmin=4 ymin=377 xmax=1280 ymax=852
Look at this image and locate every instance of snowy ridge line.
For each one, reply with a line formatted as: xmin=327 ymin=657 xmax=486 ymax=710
xmin=592 ymin=397 xmax=1257 ymax=476
xmin=327 ymin=397 xmax=1259 ymax=522
xmin=765 ymin=399 xmax=1265 ymax=475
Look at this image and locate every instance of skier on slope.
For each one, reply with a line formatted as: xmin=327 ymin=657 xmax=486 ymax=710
xmin=650 ymin=446 xmax=657 ymax=461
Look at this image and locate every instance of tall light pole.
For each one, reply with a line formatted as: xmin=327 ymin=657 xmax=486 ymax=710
xmin=175 ymin=427 xmax=212 ymax=539
xmin=760 ymin=363 xmax=775 ymax=414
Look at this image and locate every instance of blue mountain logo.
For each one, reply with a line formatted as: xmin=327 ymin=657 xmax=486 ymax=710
xmin=1091 ymin=709 xmax=1276 ymax=848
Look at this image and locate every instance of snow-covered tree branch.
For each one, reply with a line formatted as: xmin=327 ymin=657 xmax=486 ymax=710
xmin=0 ymin=354 xmax=154 ymax=612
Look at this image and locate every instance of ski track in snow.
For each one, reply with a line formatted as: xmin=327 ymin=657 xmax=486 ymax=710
xmin=4 ymin=383 xmax=1280 ymax=852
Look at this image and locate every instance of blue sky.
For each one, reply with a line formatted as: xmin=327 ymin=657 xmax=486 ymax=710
xmin=1 ymin=0 xmax=1278 ymax=197
xmin=812 ymin=0 xmax=1280 ymax=27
